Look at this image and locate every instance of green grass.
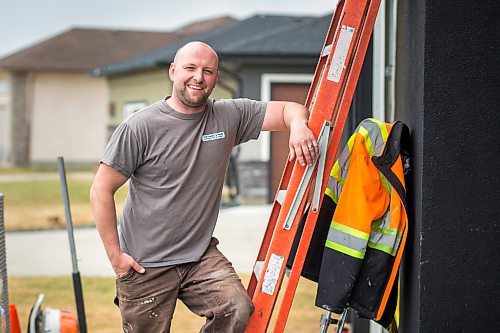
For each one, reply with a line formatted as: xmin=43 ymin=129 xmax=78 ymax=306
xmin=1 ymin=179 xmax=128 ymax=231
xmin=1 ymin=180 xmax=92 ymax=206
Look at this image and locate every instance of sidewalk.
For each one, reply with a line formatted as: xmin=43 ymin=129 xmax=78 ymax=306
xmin=6 ymin=205 xmax=271 ymax=276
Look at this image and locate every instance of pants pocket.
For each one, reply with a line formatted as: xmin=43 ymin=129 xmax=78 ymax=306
xmin=116 ymin=268 xmax=135 ymax=281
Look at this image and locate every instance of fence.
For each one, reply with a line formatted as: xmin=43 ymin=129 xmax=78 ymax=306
xmin=0 ymin=193 xmax=9 ymax=332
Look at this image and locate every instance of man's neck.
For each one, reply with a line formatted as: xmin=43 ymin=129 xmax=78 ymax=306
xmin=166 ymin=96 xmax=206 ymax=114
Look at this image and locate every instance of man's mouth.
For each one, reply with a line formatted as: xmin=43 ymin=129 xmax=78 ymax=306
xmin=187 ymin=84 xmax=203 ymax=90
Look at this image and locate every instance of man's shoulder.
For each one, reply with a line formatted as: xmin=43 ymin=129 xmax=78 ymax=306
xmin=212 ymin=98 xmax=265 ymax=111
xmin=125 ymin=100 xmax=163 ymax=124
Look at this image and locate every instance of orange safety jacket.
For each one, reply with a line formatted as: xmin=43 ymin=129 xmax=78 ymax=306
xmin=313 ymin=118 xmax=410 ymax=328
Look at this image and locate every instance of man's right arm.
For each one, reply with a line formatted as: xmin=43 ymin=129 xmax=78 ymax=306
xmin=90 ymin=163 xmax=144 ymax=276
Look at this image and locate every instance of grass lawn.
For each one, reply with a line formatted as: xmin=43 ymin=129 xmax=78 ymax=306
xmin=1 ymin=177 xmax=128 ymax=231
xmin=9 ymin=274 xmax=330 ymax=332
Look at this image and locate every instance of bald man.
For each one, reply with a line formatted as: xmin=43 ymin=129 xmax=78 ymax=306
xmin=91 ymin=41 xmax=318 ymax=332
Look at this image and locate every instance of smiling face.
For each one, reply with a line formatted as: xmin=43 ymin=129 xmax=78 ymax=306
xmin=168 ymin=42 xmax=219 ymax=113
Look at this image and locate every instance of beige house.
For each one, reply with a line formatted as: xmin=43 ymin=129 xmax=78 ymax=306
xmin=0 ymin=17 xmax=235 ymax=167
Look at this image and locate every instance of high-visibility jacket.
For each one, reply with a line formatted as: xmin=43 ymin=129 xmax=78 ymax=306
xmin=314 ymin=118 xmax=410 ymax=328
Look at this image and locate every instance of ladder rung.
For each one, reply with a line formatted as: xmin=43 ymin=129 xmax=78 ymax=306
xmin=321 ymin=44 xmax=333 ymax=57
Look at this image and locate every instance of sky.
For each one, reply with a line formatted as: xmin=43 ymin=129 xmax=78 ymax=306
xmin=0 ymin=0 xmax=337 ymax=58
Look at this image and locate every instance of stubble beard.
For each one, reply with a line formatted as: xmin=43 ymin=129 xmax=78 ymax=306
xmin=176 ymin=86 xmax=210 ymax=109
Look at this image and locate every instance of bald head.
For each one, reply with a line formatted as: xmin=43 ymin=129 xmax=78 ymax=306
xmin=167 ymin=41 xmax=220 ymax=113
xmin=173 ymin=41 xmax=219 ymax=70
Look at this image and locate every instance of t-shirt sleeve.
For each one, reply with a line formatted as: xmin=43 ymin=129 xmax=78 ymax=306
xmin=225 ymin=98 xmax=267 ymax=145
xmin=100 ymin=122 xmax=142 ymax=178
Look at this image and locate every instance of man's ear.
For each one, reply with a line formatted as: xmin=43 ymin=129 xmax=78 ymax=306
xmin=168 ymin=63 xmax=175 ymax=81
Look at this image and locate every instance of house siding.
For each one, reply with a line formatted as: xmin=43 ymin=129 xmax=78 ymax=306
xmin=109 ymin=69 xmax=169 ymax=125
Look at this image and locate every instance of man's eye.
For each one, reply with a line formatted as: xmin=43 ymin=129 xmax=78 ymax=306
xmin=185 ymin=67 xmax=195 ymax=71
xmin=204 ymin=69 xmax=213 ymax=74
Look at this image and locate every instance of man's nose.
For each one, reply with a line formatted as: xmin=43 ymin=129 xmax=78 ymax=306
xmin=193 ymin=69 xmax=203 ymax=82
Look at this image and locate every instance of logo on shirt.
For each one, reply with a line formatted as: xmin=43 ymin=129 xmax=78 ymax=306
xmin=202 ymin=132 xmax=225 ymax=142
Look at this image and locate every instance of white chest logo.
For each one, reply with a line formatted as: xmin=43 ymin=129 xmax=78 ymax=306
xmin=202 ymin=131 xmax=225 ymax=142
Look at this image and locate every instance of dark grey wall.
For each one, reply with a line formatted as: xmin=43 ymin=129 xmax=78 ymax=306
xmin=397 ymin=1 xmax=500 ymax=332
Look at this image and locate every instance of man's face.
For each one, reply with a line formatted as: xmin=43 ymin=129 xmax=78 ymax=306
xmin=169 ymin=44 xmax=219 ymax=110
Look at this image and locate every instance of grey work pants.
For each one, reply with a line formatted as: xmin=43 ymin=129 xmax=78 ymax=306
xmin=115 ymin=238 xmax=253 ymax=333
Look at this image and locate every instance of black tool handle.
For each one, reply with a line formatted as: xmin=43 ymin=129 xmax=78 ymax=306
xmin=73 ymin=272 xmax=87 ymax=333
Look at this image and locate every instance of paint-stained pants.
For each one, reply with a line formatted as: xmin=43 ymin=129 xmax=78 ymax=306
xmin=115 ymin=238 xmax=253 ymax=333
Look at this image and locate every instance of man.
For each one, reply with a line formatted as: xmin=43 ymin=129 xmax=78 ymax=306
xmin=90 ymin=41 xmax=318 ymax=332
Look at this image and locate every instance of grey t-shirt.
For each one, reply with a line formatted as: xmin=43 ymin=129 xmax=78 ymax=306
xmin=101 ymin=98 xmax=266 ymax=267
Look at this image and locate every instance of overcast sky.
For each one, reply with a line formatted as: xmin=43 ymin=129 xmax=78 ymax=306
xmin=0 ymin=0 xmax=337 ymax=58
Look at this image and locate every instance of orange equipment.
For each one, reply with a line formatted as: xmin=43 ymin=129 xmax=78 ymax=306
xmin=244 ymin=0 xmax=383 ymax=332
xmin=9 ymin=303 xmax=21 ymax=333
xmin=28 ymin=294 xmax=79 ymax=333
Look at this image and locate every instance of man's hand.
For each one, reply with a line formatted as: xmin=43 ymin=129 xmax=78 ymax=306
xmin=288 ymin=119 xmax=319 ymax=167
xmin=262 ymin=101 xmax=318 ymax=166
xmin=112 ymin=252 xmax=145 ymax=277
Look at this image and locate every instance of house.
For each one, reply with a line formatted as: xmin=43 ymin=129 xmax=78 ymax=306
xmin=93 ymin=14 xmax=338 ymax=202
xmin=0 ymin=16 xmax=235 ymax=167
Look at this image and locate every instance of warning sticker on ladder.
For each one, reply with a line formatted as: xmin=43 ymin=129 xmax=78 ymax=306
xmin=262 ymin=254 xmax=284 ymax=295
xmin=327 ymin=25 xmax=355 ymax=83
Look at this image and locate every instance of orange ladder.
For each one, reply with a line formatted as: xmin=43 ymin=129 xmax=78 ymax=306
xmin=245 ymin=0 xmax=382 ymax=331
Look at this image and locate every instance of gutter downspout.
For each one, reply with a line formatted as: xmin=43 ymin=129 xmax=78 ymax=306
xmin=218 ymin=64 xmax=243 ymax=98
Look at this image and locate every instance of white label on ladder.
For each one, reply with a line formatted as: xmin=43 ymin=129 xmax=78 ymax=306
xmin=262 ymin=253 xmax=284 ymax=295
xmin=327 ymin=25 xmax=355 ymax=83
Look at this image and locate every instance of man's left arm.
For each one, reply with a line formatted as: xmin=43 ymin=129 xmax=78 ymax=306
xmin=262 ymin=101 xmax=319 ymax=167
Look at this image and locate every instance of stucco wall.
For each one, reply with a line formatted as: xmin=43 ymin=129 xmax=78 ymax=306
xmin=398 ymin=0 xmax=500 ymax=332
xmin=30 ymin=72 xmax=108 ymax=164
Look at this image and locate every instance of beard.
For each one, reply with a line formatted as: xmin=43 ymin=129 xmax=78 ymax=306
xmin=176 ymin=86 xmax=210 ymax=109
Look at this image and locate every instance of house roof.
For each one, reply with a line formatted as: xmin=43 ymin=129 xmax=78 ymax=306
xmin=220 ymin=15 xmax=331 ymax=57
xmin=0 ymin=16 xmax=236 ymax=72
xmin=92 ymin=14 xmax=331 ymax=77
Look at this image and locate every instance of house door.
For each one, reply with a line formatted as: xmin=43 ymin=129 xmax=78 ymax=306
xmin=269 ymin=83 xmax=310 ymax=202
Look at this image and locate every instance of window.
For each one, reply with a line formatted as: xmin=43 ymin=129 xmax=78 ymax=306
xmin=123 ymin=101 xmax=147 ymax=120
xmin=0 ymin=80 xmax=7 ymax=95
